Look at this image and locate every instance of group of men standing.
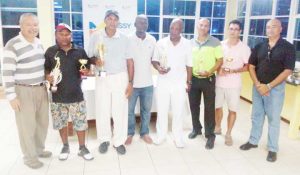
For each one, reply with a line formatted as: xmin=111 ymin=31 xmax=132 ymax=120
xmin=2 ymin=9 xmax=295 ymax=169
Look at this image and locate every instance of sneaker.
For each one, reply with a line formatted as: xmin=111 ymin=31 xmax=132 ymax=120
xmin=225 ymin=135 xmax=233 ymax=146
xmin=99 ymin=142 xmax=110 ymax=154
xmin=205 ymin=136 xmax=215 ymax=149
xmin=214 ymin=128 xmax=222 ymax=135
xmin=59 ymin=146 xmax=70 ymax=161
xmin=78 ymin=146 xmax=94 ymax=161
xmin=38 ymin=150 xmax=52 ymax=158
xmin=125 ymin=136 xmax=133 ymax=145
xmin=24 ymin=159 xmax=43 ymax=169
xmin=114 ymin=145 xmax=126 ymax=155
xmin=141 ymin=135 xmax=153 ymax=144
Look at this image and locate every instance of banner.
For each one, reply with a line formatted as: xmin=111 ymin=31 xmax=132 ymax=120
xmin=82 ymin=0 xmax=137 ymax=50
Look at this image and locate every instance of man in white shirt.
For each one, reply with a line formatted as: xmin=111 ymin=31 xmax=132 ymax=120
xmin=125 ymin=15 xmax=156 ymax=145
xmin=152 ymin=18 xmax=192 ymax=148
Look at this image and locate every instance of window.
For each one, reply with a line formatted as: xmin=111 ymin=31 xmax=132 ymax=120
xmin=251 ymin=0 xmax=272 ymax=16
xmin=137 ymin=0 xmax=145 ymax=14
xmin=163 ymin=0 xmax=196 ymax=16
xmin=148 ymin=17 xmax=159 ymax=33
xmin=54 ymin=0 xmax=84 ymax=47
xmin=200 ymin=1 xmax=212 ymax=17
xmin=146 ymin=0 xmax=160 ymax=16
xmin=276 ymin=0 xmax=291 ymax=16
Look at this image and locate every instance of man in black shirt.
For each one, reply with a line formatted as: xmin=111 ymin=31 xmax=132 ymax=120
xmin=45 ymin=23 xmax=93 ymax=161
xmin=240 ymin=19 xmax=295 ymax=162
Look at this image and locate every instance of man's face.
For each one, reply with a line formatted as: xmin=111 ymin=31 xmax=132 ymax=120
xmin=20 ymin=16 xmax=39 ymax=39
xmin=55 ymin=29 xmax=72 ymax=47
xmin=170 ymin=21 xmax=182 ymax=40
xmin=197 ymin=19 xmax=210 ymax=36
xmin=105 ymin=15 xmax=119 ymax=30
xmin=266 ymin=20 xmax=282 ymax=38
xmin=135 ymin=18 xmax=148 ymax=33
xmin=228 ymin=23 xmax=241 ymax=39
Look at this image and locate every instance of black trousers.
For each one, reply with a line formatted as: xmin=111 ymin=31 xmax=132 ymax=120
xmin=188 ymin=75 xmax=216 ymax=138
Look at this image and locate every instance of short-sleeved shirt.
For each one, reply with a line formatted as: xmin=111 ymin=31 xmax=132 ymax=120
xmin=44 ymin=44 xmax=90 ymax=103
xmin=216 ymin=40 xmax=251 ymax=88
xmin=191 ymin=36 xmax=223 ymax=78
xmin=152 ymin=36 xmax=192 ymax=84
xmin=87 ymin=29 xmax=132 ymax=74
xmin=128 ymin=33 xmax=156 ymax=88
xmin=248 ymin=38 xmax=295 ymax=84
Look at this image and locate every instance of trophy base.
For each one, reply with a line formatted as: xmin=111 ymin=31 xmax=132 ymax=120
xmin=51 ymin=86 xmax=57 ymax=92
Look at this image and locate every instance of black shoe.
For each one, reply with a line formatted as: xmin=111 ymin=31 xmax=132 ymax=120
xmin=205 ymin=136 xmax=215 ymax=149
xmin=99 ymin=142 xmax=110 ymax=154
xmin=188 ymin=130 xmax=202 ymax=139
xmin=266 ymin=151 xmax=277 ymax=162
xmin=239 ymin=142 xmax=258 ymax=150
xmin=114 ymin=145 xmax=126 ymax=155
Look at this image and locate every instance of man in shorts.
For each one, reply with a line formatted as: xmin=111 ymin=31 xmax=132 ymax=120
xmin=45 ymin=23 xmax=93 ymax=161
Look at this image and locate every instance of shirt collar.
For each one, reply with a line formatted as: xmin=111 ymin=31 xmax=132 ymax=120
xmin=102 ymin=28 xmax=120 ymax=39
xmin=195 ymin=35 xmax=211 ymax=46
xmin=18 ymin=32 xmax=40 ymax=46
xmin=55 ymin=42 xmax=78 ymax=51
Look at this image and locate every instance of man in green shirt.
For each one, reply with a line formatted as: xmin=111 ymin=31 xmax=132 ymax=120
xmin=188 ymin=18 xmax=223 ymax=149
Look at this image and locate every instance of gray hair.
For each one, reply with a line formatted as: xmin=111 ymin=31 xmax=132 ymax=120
xmin=19 ymin=13 xmax=38 ymax=25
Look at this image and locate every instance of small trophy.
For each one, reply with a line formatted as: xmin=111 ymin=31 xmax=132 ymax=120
xmin=50 ymin=56 xmax=62 ymax=92
xmin=224 ymin=57 xmax=234 ymax=72
xmin=98 ymin=43 xmax=106 ymax=77
xmin=160 ymin=47 xmax=170 ymax=73
xmin=79 ymin=59 xmax=88 ymax=79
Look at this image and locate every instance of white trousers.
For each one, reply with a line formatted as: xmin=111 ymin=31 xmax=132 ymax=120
xmin=156 ymin=78 xmax=186 ymax=142
xmin=95 ymin=72 xmax=128 ymax=147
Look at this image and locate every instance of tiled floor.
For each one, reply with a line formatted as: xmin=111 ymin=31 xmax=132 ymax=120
xmin=0 ymin=99 xmax=300 ymax=175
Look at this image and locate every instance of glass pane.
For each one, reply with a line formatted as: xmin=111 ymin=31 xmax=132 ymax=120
xmin=294 ymin=19 xmax=300 ymax=39
xmin=150 ymin=33 xmax=159 ymax=41
xmin=183 ymin=19 xmax=195 ymax=34
xmin=293 ymin=40 xmax=300 ymax=61
xmin=237 ymin=0 xmax=246 ymax=17
xmin=212 ymin=19 xmax=225 ymax=34
xmin=1 ymin=10 xmax=37 ymax=25
xmin=163 ymin=18 xmax=173 ymax=33
xmin=212 ymin=35 xmax=223 ymax=41
xmin=298 ymin=0 xmax=300 ymax=14
xmin=213 ymin=2 xmax=226 ymax=17
xmin=148 ymin=17 xmax=159 ymax=33
xmin=55 ymin=13 xmax=70 ymax=27
xmin=2 ymin=28 xmax=20 ymax=46
xmin=138 ymin=0 xmax=145 ymax=14
xmin=54 ymin=0 xmax=70 ymax=12
xmin=71 ymin=0 xmax=82 ymax=12
xmin=238 ymin=17 xmax=245 ymax=34
xmin=72 ymin=14 xmax=83 ymax=30
xmin=163 ymin=0 xmax=196 ymax=16
xmin=0 ymin=0 xmax=37 ymax=8
xmin=251 ymin=0 xmax=272 ymax=16
xmin=200 ymin=1 xmax=212 ymax=17
xmin=277 ymin=17 xmax=289 ymax=37
xmin=146 ymin=0 xmax=160 ymax=15
xmin=72 ymin=31 xmax=84 ymax=48
xmin=276 ymin=0 xmax=291 ymax=16
xmin=247 ymin=36 xmax=267 ymax=48
xmin=249 ymin=19 xmax=268 ymax=36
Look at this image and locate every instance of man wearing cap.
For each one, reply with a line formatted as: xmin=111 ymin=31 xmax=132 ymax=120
xmin=88 ymin=10 xmax=134 ymax=155
xmin=2 ymin=13 xmax=51 ymax=169
xmin=45 ymin=23 xmax=94 ymax=161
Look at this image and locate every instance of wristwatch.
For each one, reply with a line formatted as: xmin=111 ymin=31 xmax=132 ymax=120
xmin=266 ymin=83 xmax=272 ymax=90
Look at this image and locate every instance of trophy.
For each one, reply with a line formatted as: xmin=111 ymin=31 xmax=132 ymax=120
xmin=79 ymin=59 xmax=88 ymax=79
xmin=98 ymin=43 xmax=106 ymax=77
xmin=50 ymin=56 xmax=62 ymax=92
xmin=224 ymin=57 xmax=234 ymax=72
xmin=159 ymin=47 xmax=170 ymax=72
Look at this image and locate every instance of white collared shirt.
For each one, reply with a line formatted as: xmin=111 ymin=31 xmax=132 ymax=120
xmin=128 ymin=33 xmax=156 ymax=88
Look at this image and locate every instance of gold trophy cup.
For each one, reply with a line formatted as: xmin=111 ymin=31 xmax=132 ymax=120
xmin=79 ymin=59 xmax=88 ymax=79
xmin=224 ymin=57 xmax=234 ymax=72
xmin=98 ymin=43 xmax=106 ymax=77
xmin=160 ymin=47 xmax=170 ymax=73
xmin=50 ymin=56 xmax=62 ymax=92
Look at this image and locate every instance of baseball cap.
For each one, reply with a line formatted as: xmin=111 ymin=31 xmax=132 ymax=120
xmin=56 ymin=23 xmax=72 ymax=32
xmin=104 ymin=10 xmax=119 ymax=19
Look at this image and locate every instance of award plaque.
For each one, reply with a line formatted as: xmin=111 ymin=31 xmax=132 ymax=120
xmin=50 ymin=56 xmax=62 ymax=92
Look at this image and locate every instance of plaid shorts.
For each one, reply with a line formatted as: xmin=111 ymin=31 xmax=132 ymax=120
xmin=50 ymin=101 xmax=88 ymax=131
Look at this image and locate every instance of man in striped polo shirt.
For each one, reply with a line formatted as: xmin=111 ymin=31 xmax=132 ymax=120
xmin=2 ymin=13 xmax=51 ymax=169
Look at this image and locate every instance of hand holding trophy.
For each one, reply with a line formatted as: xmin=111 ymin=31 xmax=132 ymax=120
xmin=97 ymin=43 xmax=106 ymax=77
xmin=50 ymin=55 xmax=62 ymax=92
xmin=224 ymin=57 xmax=234 ymax=73
xmin=159 ymin=47 xmax=171 ymax=73
xmin=79 ymin=59 xmax=88 ymax=79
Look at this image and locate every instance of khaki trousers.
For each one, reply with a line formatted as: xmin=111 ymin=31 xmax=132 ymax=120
xmin=15 ymin=85 xmax=49 ymax=162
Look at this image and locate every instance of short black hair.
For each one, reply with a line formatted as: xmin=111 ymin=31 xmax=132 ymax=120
xmin=229 ymin=19 xmax=242 ymax=30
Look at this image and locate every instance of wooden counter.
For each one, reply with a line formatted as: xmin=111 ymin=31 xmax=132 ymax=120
xmin=241 ymin=73 xmax=300 ymax=139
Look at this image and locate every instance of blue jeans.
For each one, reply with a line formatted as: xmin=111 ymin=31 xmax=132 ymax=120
xmin=249 ymin=82 xmax=285 ymax=152
xmin=128 ymin=86 xmax=153 ymax=136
